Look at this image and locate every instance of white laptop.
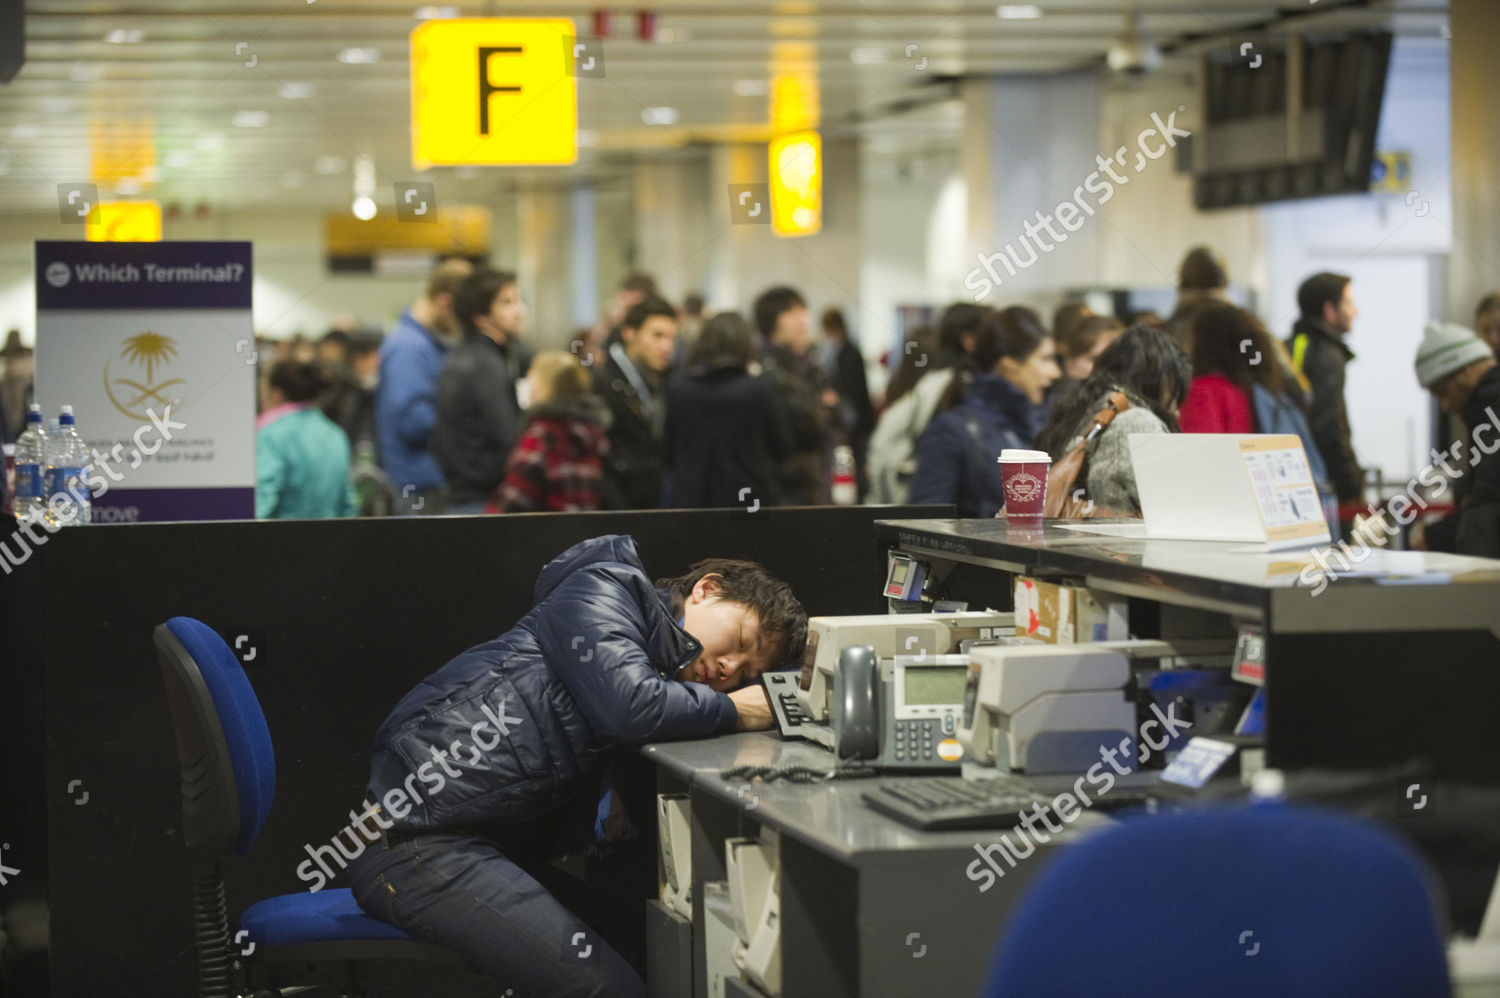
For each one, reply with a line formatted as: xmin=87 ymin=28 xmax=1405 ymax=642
xmin=1129 ymin=434 xmax=1331 ymax=550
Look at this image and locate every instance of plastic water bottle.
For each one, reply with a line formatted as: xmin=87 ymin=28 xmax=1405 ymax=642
xmin=831 ymin=445 xmax=857 ymax=506
xmin=45 ymin=405 xmax=92 ymax=527
xmin=13 ymin=403 xmax=47 ymax=521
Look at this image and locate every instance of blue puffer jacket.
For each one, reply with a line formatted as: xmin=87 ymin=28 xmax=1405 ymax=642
xmin=365 ymin=535 xmax=738 ymax=830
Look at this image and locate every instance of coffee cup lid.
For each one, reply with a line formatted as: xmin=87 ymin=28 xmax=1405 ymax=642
xmin=998 ymin=449 xmax=1050 ymax=462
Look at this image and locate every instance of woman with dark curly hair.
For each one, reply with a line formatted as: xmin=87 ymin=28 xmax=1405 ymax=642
xmin=1034 ymin=325 xmax=1191 ymax=514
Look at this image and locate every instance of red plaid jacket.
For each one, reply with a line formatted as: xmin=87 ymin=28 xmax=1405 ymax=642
xmin=488 ymin=396 xmax=611 ymax=513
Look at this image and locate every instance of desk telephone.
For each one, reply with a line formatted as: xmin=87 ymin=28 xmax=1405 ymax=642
xmin=764 ymin=646 xmax=968 ymax=771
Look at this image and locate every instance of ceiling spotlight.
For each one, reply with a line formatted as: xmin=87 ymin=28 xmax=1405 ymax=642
xmin=732 ymin=79 xmax=769 ymax=98
xmin=849 ymin=47 xmax=890 ymax=65
xmin=414 ymin=5 xmax=459 ymax=18
xmin=338 ymin=47 xmax=381 ymax=64
xmin=104 ymin=29 xmax=145 ymax=44
xmin=641 ymin=106 xmax=679 ymax=125
xmin=278 ymin=82 xmax=314 ymax=100
xmin=352 ymin=196 xmax=377 ymax=221
xmin=1106 ymin=10 xmax=1162 ymax=77
xmin=232 ymin=110 xmax=270 ymax=128
xmin=577 ymin=129 xmax=600 ymax=147
xmin=996 ymin=4 xmax=1043 ymax=18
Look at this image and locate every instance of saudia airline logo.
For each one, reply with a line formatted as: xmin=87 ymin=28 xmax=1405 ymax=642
xmin=1004 ymin=471 xmax=1043 ymax=504
xmin=105 ymin=331 xmax=184 ymax=420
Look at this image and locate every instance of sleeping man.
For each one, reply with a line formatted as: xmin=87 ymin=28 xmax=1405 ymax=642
xmin=346 ymin=534 xmax=806 ymax=997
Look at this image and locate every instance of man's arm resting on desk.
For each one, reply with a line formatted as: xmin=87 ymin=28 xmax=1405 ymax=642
xmin=730 ymin=685 xmax=772 ymax=731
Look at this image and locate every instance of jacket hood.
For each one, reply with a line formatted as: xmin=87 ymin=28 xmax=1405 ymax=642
xmin=534 ymin=533 xmax=645 ymax=603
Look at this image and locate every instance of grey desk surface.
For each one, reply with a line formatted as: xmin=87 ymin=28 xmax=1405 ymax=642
xmin=876 ymin=517 xmax=1500 ymax=631
xmin=640 ymin=731 xmax=1116 ymax=861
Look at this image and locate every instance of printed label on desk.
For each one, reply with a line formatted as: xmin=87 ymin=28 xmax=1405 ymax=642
xmin=1161 ymin=737 xmax=1237 ymax=789
xmin=1238 ymin=437 xmax=1327 ymax=544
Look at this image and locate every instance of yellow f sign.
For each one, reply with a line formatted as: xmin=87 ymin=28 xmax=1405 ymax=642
xmin=411 ymin=19 xmax=578 ymax=168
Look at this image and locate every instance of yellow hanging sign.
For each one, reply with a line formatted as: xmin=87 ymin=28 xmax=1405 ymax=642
xmin=410 ymin=18 xmax=578 ymax=169
xmin=87 ymin=202 xmax=163 ymax=242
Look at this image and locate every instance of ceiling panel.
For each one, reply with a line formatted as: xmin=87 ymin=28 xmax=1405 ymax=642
xmin=0 ymin=0 xmax=1448 ymax=213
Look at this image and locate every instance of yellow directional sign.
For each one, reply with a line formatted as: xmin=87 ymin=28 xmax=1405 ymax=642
xmin=411 ymin=18 xmax=578 ymax=169
xmin=87 ymin=202 xmax=162 ymax=242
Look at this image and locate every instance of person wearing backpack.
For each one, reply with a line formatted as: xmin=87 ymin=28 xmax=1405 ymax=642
xmin=1179 ymin=302 xmax=1337 ymax=531
xmin=909 ymin=307 xmax=1059 ymax=518
xmin=867 ymin=303 xmax=988 ymax=504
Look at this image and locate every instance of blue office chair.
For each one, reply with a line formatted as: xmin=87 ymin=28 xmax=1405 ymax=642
xmin=154 ymin=616 xmax=472 ymax=997
xmin=982 ymin=804 xmax=1452 ymax=998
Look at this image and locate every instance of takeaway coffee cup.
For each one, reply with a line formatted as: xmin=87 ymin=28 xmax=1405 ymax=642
xmin=998 ymin=448 xmax=1051 ymax=523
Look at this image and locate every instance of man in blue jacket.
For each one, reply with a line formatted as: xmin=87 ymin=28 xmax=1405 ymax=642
xmin=375 ymin=258 xmax=472 ymax=514
xmin=345 ymin=534 xmax=805 ymax=996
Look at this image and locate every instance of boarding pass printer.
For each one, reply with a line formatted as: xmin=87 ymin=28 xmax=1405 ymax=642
xmin=958 ymin=643 xmax=1138 ymax=775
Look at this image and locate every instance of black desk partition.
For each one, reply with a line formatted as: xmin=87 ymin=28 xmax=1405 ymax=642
xmin=0 ymin=504 xmax=946 ymax=996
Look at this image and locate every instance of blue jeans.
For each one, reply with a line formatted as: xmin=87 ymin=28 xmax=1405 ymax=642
xmin=347 ymin=799 xmax=646 ymax=998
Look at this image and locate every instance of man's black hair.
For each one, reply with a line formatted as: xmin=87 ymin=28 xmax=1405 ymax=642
xmin=656 ymin=558 xmax=808 ymax=669
xmin=623 ymin=294 xmax=677 ymax=332
xmin=1297 ymin=272 xmax=1351 ymax=322
xmin=452 ymin=268 xmax=517 ymax=336
xmin=752 ymin=286 xmax=807 ymax=339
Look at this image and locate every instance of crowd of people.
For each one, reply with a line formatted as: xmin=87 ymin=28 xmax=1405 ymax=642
xmin=250 ymin=263 xmax=879 ymax=522
xmin=247 ymin=248 xmax=1500 ymax=557
xmin=4 ymin=248 xmax=1494 ymax=557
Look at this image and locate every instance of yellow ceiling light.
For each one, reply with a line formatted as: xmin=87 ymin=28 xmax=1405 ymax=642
xmin=410 ymin=18 xmax=577 ymax=168
xmin=769 ymin=131 xmax=821 ymax=238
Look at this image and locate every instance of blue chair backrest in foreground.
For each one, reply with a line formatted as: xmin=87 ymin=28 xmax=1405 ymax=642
xmin=154 ymin=616 xmax=469 ymax=998
xmin=156 ymin=616 xmax=276 ymax=862
xmin=982 ymin=804 xmax=1452 ymax=998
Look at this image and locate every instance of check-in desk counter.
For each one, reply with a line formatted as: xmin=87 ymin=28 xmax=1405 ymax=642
xmin=641 ymin=732 xmax=1117 ymax=998
xmin=873 ymin=518 xmax=1500 ymax=784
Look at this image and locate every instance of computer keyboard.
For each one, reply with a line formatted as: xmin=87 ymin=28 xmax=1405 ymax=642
xmin=862 ymin=777 xmax=1052 ymax=831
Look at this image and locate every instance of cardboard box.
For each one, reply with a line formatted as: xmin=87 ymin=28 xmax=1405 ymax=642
xmin=1013 ymin=577 xmax=1128 ymax=644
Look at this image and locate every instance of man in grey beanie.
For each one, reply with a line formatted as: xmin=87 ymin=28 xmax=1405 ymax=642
xmin=1414 ymin=321 xmax=1500 ymax=557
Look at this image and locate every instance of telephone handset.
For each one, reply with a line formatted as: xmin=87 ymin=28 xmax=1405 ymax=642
xmin=831 ymin=644 xmax=965 ymax=771
xmin=833 ymin=645 xmax=879 ymax=759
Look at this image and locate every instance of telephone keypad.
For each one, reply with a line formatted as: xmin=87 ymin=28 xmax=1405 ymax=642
xmin=892 ymin=718 xmax=946 ymax=762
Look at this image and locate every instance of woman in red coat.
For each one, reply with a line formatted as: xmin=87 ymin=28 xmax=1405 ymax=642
xmin=1179 ymin=303 xmax=1281 ymax=433
xmin=487 ymin=351 xmax=612 ymax=513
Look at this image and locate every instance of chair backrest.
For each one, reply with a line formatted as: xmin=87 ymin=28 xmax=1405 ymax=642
xmin=983 ymin=804 xmax=1452 ymax=998
xmin=154 ymin=617 xmax=276 ymax=860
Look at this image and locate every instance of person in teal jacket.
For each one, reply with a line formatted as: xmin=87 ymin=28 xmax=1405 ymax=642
xmin=257 ymin=359 xmax=355 ymax=519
